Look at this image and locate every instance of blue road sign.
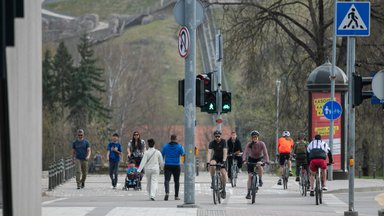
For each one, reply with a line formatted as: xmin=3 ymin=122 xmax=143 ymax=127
xmin=336 ymin=2 xmax=370 ymax=36
xmin=323 ymin=100 xmax=343 ymax=120
xmin=371 ymin=95 xmax=384 ymax=105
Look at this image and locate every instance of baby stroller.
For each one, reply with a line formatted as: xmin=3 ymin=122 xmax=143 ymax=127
xmin=123 ymin=171 xmax=142 ymax=190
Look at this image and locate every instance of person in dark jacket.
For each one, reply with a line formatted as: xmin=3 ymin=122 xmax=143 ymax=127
xmin=227 ymin=131 xmax=243 ymax=179
xmin=161 ymin=134 xmax=185 ymax=201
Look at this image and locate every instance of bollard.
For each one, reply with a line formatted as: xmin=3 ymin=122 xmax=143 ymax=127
xmin=358 ymin=165 xmax=362 ymax=178
xmin=373 ymin=165 xmax=376 ymax=179
xmin=48 ymin=163 xmax=53 ymax=190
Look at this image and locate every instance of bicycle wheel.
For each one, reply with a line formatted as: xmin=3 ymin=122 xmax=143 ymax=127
xmin=315 ymin=173 xmax=320 ymax=205
xmin=303 ymin=171 xmax=308 ymax=196
xmin=212 ymin=175 xmax=218 ymax=205
xmin=299 ymin=169 xmax=304 ymax=196
xmin=251 ymin=175 xmax=257 ymax=204
xmin=231 ymin=165 xmax=236 ymax=187
xmin=217 ymin=175 xmax=221 ymax=204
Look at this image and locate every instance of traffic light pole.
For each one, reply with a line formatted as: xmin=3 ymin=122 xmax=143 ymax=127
xmin=182 ymin=0 xmax=196 ymax=206
xmin=345 ymin=37 xmax=357 ymax=216
xmin=215 ymin=32 xmax=223 ymax=131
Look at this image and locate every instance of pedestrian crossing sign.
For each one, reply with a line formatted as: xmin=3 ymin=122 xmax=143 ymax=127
xmin=336 ymin=2 xmax=370 ymax=36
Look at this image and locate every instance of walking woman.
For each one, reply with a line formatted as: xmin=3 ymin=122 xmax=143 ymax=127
xmin=137 ymin=138 xmax=163 ymax=201
xmin=127 ymin=131 xmax=146 ymax=167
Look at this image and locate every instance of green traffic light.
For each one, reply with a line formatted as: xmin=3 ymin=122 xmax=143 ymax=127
xmin=223 ymin=104 xmax=230 ymax=110
xmin=209 ymin=103 xmax=215 ymax=110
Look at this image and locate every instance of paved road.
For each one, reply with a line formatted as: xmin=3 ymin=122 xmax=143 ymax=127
xmin=42 ymin=172 xmax=384 ymax=216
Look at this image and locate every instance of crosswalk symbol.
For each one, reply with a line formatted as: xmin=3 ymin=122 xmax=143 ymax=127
xmin=338 ymin=4 xmax=367 ymax=30
xmin=336 ymin=2 xmax=370 ymax=37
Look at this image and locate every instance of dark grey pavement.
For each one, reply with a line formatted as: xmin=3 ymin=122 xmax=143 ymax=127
xmin=41 ymin=171 xmax=384 ymax=216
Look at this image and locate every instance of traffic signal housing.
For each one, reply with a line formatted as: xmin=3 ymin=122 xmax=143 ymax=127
xmin=178 ymin=78 xmax=204 ymax=107
xmin=353 ymin=73 xmax=373 ymax=107
xmin=221 ymin=91 xmax=231 ymax=113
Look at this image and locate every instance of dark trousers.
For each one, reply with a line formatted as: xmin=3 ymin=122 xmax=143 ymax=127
xmin=164 ymin=165 xmax=181 ymax=197
xmin=109 ymin=161 xmax=119 ymax=187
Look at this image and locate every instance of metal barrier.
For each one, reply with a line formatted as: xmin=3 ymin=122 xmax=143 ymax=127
xmin=48 ymin=157 xmax=75 ymax=190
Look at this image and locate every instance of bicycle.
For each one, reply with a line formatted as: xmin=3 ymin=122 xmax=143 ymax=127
xmin=228 ymin=153 xmax=242 ymax=187
xmin=282 ymin=158 xmax=290 ymax=190
xmin=209 ymin=163 xmax=224 ymax=205
xmin=298 ymin=164 xmax=309 ymax=196
xmin=247 ymin=161 xmax=264 ymax=204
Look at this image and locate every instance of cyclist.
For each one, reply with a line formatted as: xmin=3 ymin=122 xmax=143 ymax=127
xmin=242 ymin=130 xmax=270 ymax=199
xmin=227 ymin=131 xmax=243 ymax=180
xmin=307 ymin=134 xmax=333 ymax=196
xmin=207 ymin=130 xmax=228 ymax=199
xmin=293 ymin=133 xmax=308 ymax=182
xmin=277 ymin=130 xmax=294 ymax=185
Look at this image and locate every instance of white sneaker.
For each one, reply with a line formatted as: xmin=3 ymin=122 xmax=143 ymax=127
xmin=322 ymin=186 xmax=328 ymax=191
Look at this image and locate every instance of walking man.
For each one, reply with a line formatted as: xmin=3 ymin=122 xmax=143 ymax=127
xmin=72 ymin=129 xmax=91 ymax=189
xmin=107 ymin=133 xmax=122 ymax=189
xmin=162 ymin=134 xmax=185 ymax=201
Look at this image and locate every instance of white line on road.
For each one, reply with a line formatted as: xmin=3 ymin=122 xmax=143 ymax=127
xmin=42 ymin=198 xmax=68 ymax=206
xmin=106 ymin=207 xmax=197 ymax=216
xmin=42 ymin=207 xmax=94 ymax=216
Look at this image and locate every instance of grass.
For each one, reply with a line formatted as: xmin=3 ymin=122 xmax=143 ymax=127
xmin=44 ymin=0 xmax=161 ymax=20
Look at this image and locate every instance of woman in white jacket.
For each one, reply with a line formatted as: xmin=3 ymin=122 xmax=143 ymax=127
xmin=138 ymin=138 xmax=164 ymax=201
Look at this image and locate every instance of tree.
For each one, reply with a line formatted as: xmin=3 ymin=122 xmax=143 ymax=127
xmin=42 ymin=49 xmax=55 ymax=110
xmin=66 ymin=34 xmax=109 ymax=129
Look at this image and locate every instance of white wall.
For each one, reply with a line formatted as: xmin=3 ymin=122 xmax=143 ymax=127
xmin=6 ymin=1 xmax=42 ymax=216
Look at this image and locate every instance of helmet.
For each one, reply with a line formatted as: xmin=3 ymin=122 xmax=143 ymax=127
xmin=282 ymin=130 xmax=290 ymax=137
xmin=250 ymin=130 xmax=260 ymax=136
xmin=213 ymin=130 xmax=222 ymax=136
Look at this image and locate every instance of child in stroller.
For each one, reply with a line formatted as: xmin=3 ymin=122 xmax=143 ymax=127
xmin=124 ymin=160 xmax=141 ymax=190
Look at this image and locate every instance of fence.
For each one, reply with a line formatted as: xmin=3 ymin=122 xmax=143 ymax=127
xmin=48 ymin=157 xmax=75 ymax=190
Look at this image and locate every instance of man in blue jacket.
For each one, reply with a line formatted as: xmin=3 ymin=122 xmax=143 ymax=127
xmin=162 ymin=134 xmax=185 ymax=201
xmin=107 ymin=133 xmax=122 ymax=189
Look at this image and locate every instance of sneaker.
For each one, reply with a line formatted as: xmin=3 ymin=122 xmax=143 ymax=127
xmin=164 ymin=194 xmax=169 ymax=201
xmin=277 ymin=179 xmax=282 ymax=185
xmin=245 ymin=193 xmax=251 ymax=199
xmin=221 ymin=190 xmax=226 ymax=199
xmin=150 ymin=197 xmax=155 ymax=201
xmin=81 ymin=182 xmax=85 ymax=188
xmin=238 ymin=169 xmax=242 ymax=173
xmin=310 ymin=190 xmax=314 ymax=196
xmin=322 ymin=186 xmax=328 ymax=191
xmin=77 ymin=186 xmax=80 ymax=189
xmin=295 ymin=176 xmax=300 ymax=182
xmin=289 ymin=171 xmax=293 ymax=176
xmin=258 ymin=180 xmax=263 ymax=187
xmin=175 ymin=196 xmax=180 ymax=200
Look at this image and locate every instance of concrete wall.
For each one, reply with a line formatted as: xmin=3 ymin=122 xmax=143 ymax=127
xmin=6 ymin=1 xmax=42 ymax=216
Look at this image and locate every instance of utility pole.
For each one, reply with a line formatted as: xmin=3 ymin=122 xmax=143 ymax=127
xmin=215 ymin=32 xmax=223 ymax=131
xmin=275 ymin=80 xmax=281 ymax=158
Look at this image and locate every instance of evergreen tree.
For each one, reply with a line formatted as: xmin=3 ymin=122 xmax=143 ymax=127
xmin=66 ymin=34 xmax=109 ymax=129
xmin=42 ymin=49 xmax=56 ymax=110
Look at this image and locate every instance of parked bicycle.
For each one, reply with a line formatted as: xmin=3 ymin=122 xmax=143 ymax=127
xmin=298 ymin=164 xmax=309 ymax=196
xmin=247 ymin=161 xmax=264 ymax=204
xmin=210 ymin=163 xmax=224 ymax=205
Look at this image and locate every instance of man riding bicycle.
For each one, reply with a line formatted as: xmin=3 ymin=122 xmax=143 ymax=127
xmin=207 ymin=130 xmax=228 ymax=199
xmin=293 ymin=133 xmax=308 ymax=182
xmin=277 ymin=130 xmax=294 ymax=185
xmin=307 ymin=134 xmax=333 ymax=196
xmin=227 ymin=131 xmax=243 ymax=179
xmin=242 ymin=130 xmax=270 ymax=199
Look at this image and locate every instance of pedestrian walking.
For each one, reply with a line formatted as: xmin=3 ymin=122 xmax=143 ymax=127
xmin=137 ymin=138 xmax=163 ymax=201
xmin=72 ymin=129 xmax=91 ymax=189
xmin=106 ymin=133 xmax=122 ymax=189
xmin=161 ymin=134 xmax=185 ymax=201
xmin=127 ymin=131 xmax=146 ymax=167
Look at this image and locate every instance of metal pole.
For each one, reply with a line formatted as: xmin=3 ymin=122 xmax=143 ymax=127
xmin=275 ymin=80 xmax=281 ymax=158
xmin=345 ymin=36 xmax=357 ymax=216
xmin=329 ymin=0 xmax=337 ymax=181
xmin=183 ymin=0 xmax=196 ymax=205
xmin=215 ymin=31 xmax=222 ymax=131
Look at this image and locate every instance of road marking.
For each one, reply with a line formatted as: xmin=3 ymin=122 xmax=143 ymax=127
xmin=106 ymin=207 xmax=197 ymax=216
xmin=323 ymin=194 xmax=347 ymax=206
xmin=375 ymin=193 xmax=384 ymax=206
xmin=42 ymin=198 xmax=68 ymax=206
xmin=42 ymin=207 xmax=94 ymax=216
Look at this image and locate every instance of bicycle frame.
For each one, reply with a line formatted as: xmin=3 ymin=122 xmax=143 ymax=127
xmin=282 ymin=159 xmax=289 ymax=190
xmin=210 ymin=164 xmax=223 ymax=205
xmin=298 ymin=164 xmax=309 ymax=196
xmin=315 ymin=167 xmax=323 ymax=205
xmin=247 ymin=162 xmax=263 ymax=204
xmin=228 ymin=154 xmax=238 ymax=187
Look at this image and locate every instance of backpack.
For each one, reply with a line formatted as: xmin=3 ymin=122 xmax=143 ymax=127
xmin=295 ymin=141 xmax=307 ymax=160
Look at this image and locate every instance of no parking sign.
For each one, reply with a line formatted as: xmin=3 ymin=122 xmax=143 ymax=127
xmin=178 ymin=27 xmax=190 ymax=58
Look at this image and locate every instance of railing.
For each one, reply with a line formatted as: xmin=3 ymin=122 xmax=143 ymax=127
xmin=48 ymin=157 xmax=75 ymax=190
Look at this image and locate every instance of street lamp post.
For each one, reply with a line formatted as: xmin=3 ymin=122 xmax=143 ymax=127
xmin=275 ymin=80 xmax=281 ymax=159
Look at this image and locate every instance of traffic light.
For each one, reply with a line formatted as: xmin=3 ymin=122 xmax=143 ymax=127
xmin=201 ymin=91 xmax=216 ymax=113
xmin=221 ymin=91 xmax=231 ymax=113
xmin=178 ymin=76 xmax=205 ymax=107
xmin=353 ymin=73 xmax=373 ymax=107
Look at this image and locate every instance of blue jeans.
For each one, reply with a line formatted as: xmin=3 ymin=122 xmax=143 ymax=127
xmin=109 ymin=161 xmax=119 ymax=187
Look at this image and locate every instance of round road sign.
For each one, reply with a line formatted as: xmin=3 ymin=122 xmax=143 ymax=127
xmin=372 ymin=71 xmax=384 ymax=100
xmin=178 ymin=27 xmax=190 ymax=58
xmin=216 ymin=118 xmax=223 ymax=124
